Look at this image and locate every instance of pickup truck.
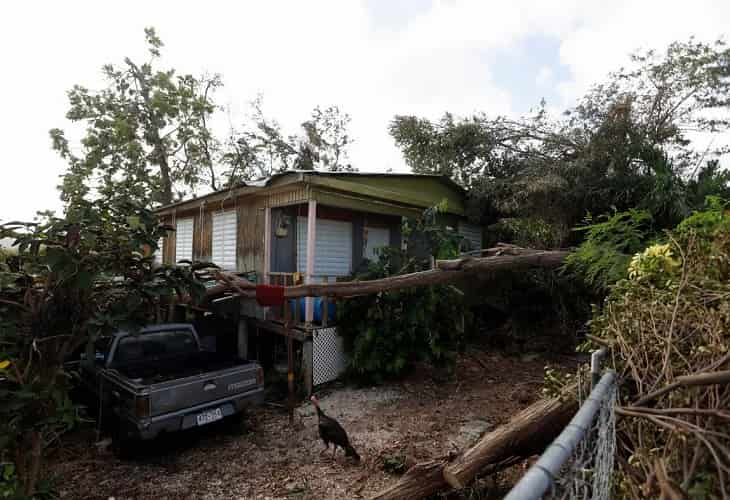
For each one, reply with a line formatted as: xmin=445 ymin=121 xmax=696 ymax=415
xmin=78 ymin=323 xmax=264 ymax=454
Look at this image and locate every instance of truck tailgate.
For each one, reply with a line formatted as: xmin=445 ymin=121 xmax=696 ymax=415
xmin=148 ymin=363 xmax=260 ymax=416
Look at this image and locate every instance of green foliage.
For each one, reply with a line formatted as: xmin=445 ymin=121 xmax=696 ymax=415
xmin=338 ymin=209 xmax=466 ymax=383
xmin=563 ymin=210 xmax=654 ymax=294
xmin=52 ymin=29 xmax=356 ymax=207
xmin=52 ymin=27 xmax=222 ymax=206
xmin=338 ymin=248 xmax=465 ymax=383
xmin=485 ymin=217 xmax=567 ymax=250
xmin=390 ymin=39 xmax=730 ymax=247
xmin=686 ymin=161 xmax=730 ymax=210
xmin=381 ymin=454 xmax=408 ymax=475
xmin=0 ymin=195 xmax=211 ymax=497
xmin=586 ymin=206 xmax=730 ymax=497
xmin=627 ymin=243 xmax=681 ymax=286
xmin=221 ymin=97 xmax=356 ymax=183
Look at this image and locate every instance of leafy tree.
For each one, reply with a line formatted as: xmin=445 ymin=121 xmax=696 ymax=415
xmin=0 ymin=196 xmax=210 ymax=497
xmin=685 ymin=159 xmax=730 ymax=210
xmin=224 ymin=97 xmax=355 ymax=182
xmin=390 ymin=39 xmax=730 ymax=245
xmin=50 ymin=28 xmax=222 ymax=206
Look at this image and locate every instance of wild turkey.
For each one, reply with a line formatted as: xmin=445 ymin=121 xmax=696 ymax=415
xmin=310 ymin=395 xmax=360 ymax=461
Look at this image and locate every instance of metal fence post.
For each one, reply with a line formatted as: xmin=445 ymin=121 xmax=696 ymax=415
xmin=503 ymin=370 xmax=617 ymax=500
xmin=591 ymin=348 xmax=607 ymax=389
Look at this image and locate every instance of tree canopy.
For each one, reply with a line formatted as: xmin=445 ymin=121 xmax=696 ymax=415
xmin=51 ymin=28 xmax=355 ymax=209
xmin=390 ymin=38 xmax=730 ymax=245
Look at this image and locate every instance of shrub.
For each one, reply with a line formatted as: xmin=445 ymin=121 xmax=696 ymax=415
xmin=563 ymin=209 xmax=654 ymax=294
xmin=337 ymin=247 xmax=465 ymax=383
xmin=585 ymin=202 xmax=730 ymax=498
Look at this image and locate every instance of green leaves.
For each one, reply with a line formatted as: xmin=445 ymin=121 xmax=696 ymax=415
xmin=0 ymin=195 xmax=215 ymax=495
xmin=338 ymin=212 xmax=466 ymax=383
xmin=53 ymin=27 xmax=223 ymax=206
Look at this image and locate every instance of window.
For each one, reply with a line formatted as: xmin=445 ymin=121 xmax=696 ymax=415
xmin=364 ymin=226 xmax=390 ymax=261
xmin=458 ymin=221 xmax=482 ymax=252
xmin=175 ymin=218 xmax=194 ymax=264
xmin=212 ymin=210 xmax=237 ymax=270
xmin=297 ymin=217 xmax=353 ymax=278
xmin=112 ymin=329 xmax=198 ymax=367
xmin=154 ymin=237 xmax=163 ymax=264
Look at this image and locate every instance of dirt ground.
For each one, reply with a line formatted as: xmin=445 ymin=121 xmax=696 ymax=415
xmin=48 ymin=350 xmax=582 ymax=500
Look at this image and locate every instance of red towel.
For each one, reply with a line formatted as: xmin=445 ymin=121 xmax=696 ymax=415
xmin=256 ymin=284 xmax=285 ymax=306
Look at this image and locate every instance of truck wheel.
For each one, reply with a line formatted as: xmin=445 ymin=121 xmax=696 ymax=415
xmin=111 ymin=421 xmax=137 ymax=459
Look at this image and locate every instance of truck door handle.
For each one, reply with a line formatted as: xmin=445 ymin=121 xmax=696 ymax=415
xmin=203 ymin=382 xmax=216 ymax=391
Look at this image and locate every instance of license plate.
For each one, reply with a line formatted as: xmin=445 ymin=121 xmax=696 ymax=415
xmin=196 ymin=408 xmax=223 ymax=426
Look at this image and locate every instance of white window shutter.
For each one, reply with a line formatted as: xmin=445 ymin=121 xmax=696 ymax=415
xmin=154 ymin=238 xmax=163 ymax=264
xmin=175 ymin=218 xmax=194 ymax=264
xmin=297 ymin=217 xmax=352 ymax=278
xmin=212 ymin=211 xmax=238 ymax=270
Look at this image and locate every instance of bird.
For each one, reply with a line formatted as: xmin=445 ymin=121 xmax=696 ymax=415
xmin=310 ymin=395 xmax=360 ymax=462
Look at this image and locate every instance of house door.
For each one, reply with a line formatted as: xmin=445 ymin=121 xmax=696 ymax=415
xmin=271 ymin=208 xmax=297 ymax=272
xmin=296 ymin=217 xmax=353 ymax=279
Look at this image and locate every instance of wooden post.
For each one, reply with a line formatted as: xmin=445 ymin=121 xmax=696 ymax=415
xmin=303 ymin=338 xmax=313 ymax=397
xmin=322 ymin=276 xmax=329 ymax=327
xmin=264 ymin=206 xmax=271 ymax=285
xmin=237 ymin=318 xmax=248 ymax=360
xmin=284 ymin=299 xmax=295 ymax=424
xmin=305 ymin=199 xmax=317 ymax=324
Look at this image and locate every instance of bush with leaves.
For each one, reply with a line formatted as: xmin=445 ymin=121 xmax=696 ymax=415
xmin=338 ymin=208 xmax=466 ymax=383
xmin=0 ymin=196 xmax=210 ymax=498
xmin=338 ymin=249 xmax=465 ymax=383
xmin=581 ymin=201 xmax=730 ymax=498
xmin=563 ymin=209 xmax=655 ymax=295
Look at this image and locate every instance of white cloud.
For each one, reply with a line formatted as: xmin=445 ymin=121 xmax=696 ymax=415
xmin=535 ymin=67 xmax=554 ymax=87
xmin=0 ymin=0 xmax=727 ymax=221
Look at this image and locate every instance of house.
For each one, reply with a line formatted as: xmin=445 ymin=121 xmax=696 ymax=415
xmin=155 ymin=170 xmax=481 ymax=391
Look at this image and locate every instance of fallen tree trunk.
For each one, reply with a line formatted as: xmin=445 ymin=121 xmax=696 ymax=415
xmin=206 ymin=248 xmax=569 ymax=301
xmin=370 ymin=390 xmax=579 ymax=500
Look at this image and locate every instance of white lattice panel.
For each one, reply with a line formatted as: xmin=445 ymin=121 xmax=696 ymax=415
xmin=312 ymin=327 xmax=348 ymax=386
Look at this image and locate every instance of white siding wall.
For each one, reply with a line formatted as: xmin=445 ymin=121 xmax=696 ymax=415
xmin=458 ymin=222 xmax=482 ymax=252
xmin=212 ymin=210 xmax=237 ymax=270
xmin=175 ymin=218 xmax=194 ymax=264
xmin=364 ymin=226 xmax=390 ymax=261
xmin=297 ymin=217 xmax=352 ymax=278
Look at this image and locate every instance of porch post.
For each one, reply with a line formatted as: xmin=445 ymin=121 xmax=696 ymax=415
xmin=263 ymin=205 xmax=271 ymax=284
xmin=305 ymin=199 xmax=317 ymax=324
xmin=237 ymin=318 xmax=249 ymax=360
xmin=303 ymin=338 xmax=313 ymax=396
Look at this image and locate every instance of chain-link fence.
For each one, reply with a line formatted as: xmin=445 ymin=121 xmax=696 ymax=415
xmin=504 ymin=369 xmax=618 ymax=500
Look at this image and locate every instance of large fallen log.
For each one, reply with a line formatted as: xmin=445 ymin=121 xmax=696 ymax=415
xmin=206 ymin=248 xmax=569 ymax=301
xmin=369 ymin=390 xmax=578 ymax=500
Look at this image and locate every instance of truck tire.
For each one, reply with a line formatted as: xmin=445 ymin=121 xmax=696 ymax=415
xmin=111 ymin=419 xmax=137 ymax=459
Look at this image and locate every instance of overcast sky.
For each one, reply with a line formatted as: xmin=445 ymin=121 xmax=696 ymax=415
xmin=1 ymin=0 xmax=728 ymax=222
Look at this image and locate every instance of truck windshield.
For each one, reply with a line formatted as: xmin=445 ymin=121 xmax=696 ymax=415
xmin=113 ymin=329 xmax=198 ymax=366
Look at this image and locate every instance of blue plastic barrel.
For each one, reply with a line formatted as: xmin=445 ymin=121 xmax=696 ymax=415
xmin=289 ymin=298 xmax=306 ymax=320
xmin=313 ymin=297 xmax=336 ymax=323
xmin=288 ymin=297 xmax=335 ymax=323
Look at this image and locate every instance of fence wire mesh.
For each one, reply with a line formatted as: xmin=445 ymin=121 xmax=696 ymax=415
xmin=546 ymin=380 xmax=617 ymax=500
xmin=504 ymin=371 xmax=618 ymax=500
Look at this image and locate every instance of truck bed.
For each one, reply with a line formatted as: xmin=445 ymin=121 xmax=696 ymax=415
xmin=117 ymin=352 xmax=250 ymax=385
